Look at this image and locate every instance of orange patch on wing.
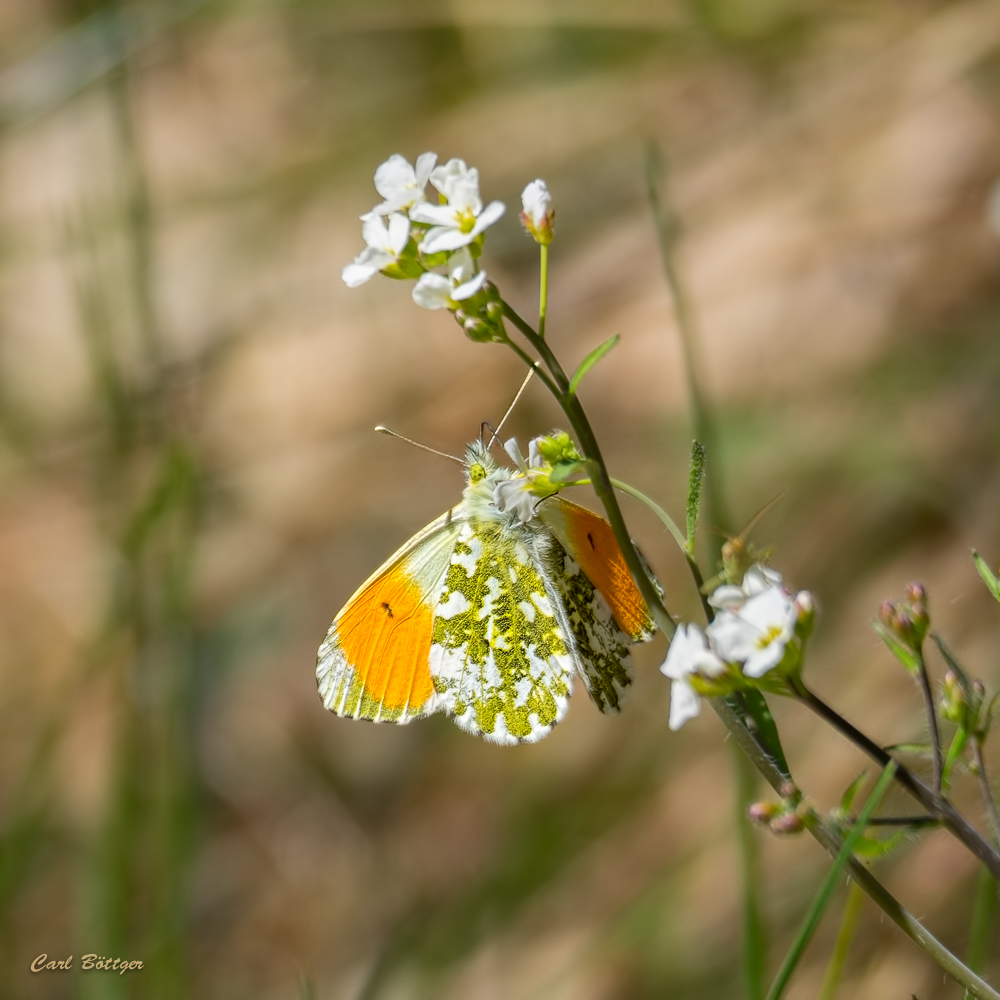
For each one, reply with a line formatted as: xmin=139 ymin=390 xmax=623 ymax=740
xmin=335 ymin=564 xmax=435 ymax=714
xmin=560 ymin=502 xmax=651 ymax=640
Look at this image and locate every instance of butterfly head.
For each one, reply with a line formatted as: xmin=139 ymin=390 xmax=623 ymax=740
xmin=462 ymin=440 xmax=516 ymax=520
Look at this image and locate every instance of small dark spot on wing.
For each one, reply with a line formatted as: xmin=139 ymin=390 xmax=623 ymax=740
xmin=587 ymin=532 xmax=595 ymax=550
xmin=380 ymin=601 xmax=394 ymax=618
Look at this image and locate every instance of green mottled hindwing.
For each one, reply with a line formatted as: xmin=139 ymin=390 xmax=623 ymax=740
xmin=429 ymin=521 xmax=575 ymax=744
xmin=550 ymin=550 xmax=633 ymax=713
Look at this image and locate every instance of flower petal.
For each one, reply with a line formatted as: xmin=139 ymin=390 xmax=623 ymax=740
xmin=419 ymin=226 xmax=474 ymax=254
xmin=708 ymin=584 xmax=744 ymax=610
xmin=521 ymin=179 xmax=552 ymax=227
xmin=374 ymin=154 xmax=416 ymax=200
xmin=468 ymin=200 xmax=506 ymax=237
xmin=410 ymin=203 xmax=456 ymax=227
xmin=411 ymin=272 xmax=452 ymax=309
xmin=415 ymin=151 xmax=437 ymax=187
xmin=360 ymin=213 xmax=391 ymax=251
xmin=669 ymin=679 xmax=702 ymax=731
xmin=451 ymin=270 xmax=487 ymax=301
xmin=493 ymin=476 xmax=537 ymax=523
xmin=503 ymin=438 xmax=527 ymax=471
xmin=342 ymin=247 xmax=393 ymax=287
xmin=743 ymin=642 xmax=787 ymax=679
xmin=386 ymin=213 xmax=411 ymax=255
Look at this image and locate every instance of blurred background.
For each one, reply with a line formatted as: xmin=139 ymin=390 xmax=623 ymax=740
xmin=2 ymin=0 xmax=1000 ymax=997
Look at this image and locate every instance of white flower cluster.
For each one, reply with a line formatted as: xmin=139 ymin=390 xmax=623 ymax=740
xmin=660 ymin=567 xmax=814 ymax=731
xmin=341 ymin=152 xmax=505 ymax=311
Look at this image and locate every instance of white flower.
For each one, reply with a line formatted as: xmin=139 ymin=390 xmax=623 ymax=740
xmin=371 ymin=152 xmax=437 ymax=216
xmin=342 ymin=212 xmax=411 ymax=288
xmin=743 ymin=565 xmax=783 ymax=596
xmin=493 ymin=475 xmax=537 ymax=523
xmin=659 ymin=624 xmax=726 ymax=730
xmin=520 ymin=179 xmax=554 ymax=244
xmin=707 ymin=585 xmax=798 ymax=679
xmin=708 ymin=565 xmax=783 ymax=609
xmin=410 ymin=159 xmax=506 ymax=254
xmin=411 ymin=247 xmax=487 ymax=309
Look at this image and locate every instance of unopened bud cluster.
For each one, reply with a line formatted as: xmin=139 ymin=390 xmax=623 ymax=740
xmin=749 ymin=782 xmax=807 ymax=835
xmin=879 ymin=582 xmax=930 ymax=650
xmin=940 ymin=668 xmax=993 ymax=743
xmin=453 ymin=280 xmax=506 ymax=343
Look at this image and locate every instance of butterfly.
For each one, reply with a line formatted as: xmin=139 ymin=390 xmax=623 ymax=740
xmin=316 ymin=439 xmax=659 ymax=744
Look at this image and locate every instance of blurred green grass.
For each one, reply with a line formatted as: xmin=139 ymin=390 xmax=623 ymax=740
xmin=0 ymin=1 xmax=999 ymax=998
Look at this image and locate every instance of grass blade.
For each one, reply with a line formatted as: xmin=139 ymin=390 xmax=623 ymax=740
xmin=764 ymin=762 xmax=897 ymax=1000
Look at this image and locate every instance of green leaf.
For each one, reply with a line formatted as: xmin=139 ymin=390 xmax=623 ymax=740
xmin=838 ymin=771 xmax=868 ymax=815
xmin=885 ymin=742 xmax=933 ymax=755
xmin=973 ymin=550 xmax=1000 ymax=604
xmin=742 ymin=690 xmax=791 ymax=780
xmin=568 ymin=334 xmax=619 ymax=396
xmin=685 ymin=440 xmax=706 ymax=554
xmin=548 ymin=459 xmax=591 ymax=484
xmin=764 ymin=762 xmax=897 ymax=1000
xmin=944 ymin=728 xmax=969 ymax=789
xmin=852 ymin=827 xmax=912 ymax=858
xmin=872 ymin=620 xmax=920 ymax=676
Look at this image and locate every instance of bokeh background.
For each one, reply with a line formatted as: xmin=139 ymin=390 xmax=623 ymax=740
xmin=2 ymin=0 xmax=1000 ymax=997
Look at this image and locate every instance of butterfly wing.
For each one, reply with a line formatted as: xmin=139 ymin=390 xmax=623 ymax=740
xmin=539 ymin=496 xmax=657 ymax=642
xmin=427 ymin=521 xmax=575 ymax=744
xmin=317 ymin=509 xmax=460 ymax=723
xmin=548 ymin=544 xmax=634 ymax=713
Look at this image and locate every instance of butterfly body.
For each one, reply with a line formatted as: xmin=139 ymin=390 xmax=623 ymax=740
xmin=317 ymin=441 xmax=657 ymax=744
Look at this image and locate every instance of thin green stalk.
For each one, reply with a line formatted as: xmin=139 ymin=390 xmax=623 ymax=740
xmin=966 ymin=868 xmax=998 ymax=998
xmin=608 ymin=476 xmax=686 ymax=551
xmin=539 ymin=243 xmax=549 ymax=340
xmin=713 ymin=697 xmax=999 ymax=1000
xmin=765 ymin=763 xmax=897 ymax=1000
xmin=914 ymin=650 xmax=943 ymax=794
xmin=501 ymin=300 xmax=676 ymax=635
xmin=793 ymin=678 xmax=1000 ymax=881
xmin=731 ymin=740 xmax=767 ymax=1000
xmin=496 ymin=301 xmax=999 ymax=993
xmin=819 ymin=880 xmax=864 ymax=1000
xmin=972 ymin=739 xmax=1000 ymax=848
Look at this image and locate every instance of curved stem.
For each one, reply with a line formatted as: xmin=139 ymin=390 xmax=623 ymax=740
xmin=501 ymin=300 xmax=676 ymax=634
xmin=713 ymin=697 xmax=1000 ymax=1000
xmin=496 ymin=298 xmax=999 ymax=990
xmin=538 ymin=244 xmax=549 ymax=340
xmin=608 ymin=477 xmax=686 ymax=550
xmin=914 ymin=649 xmax=944 ymax=794
xmin=793 ymin=678 xmax=1000 ymax=881
xmin=972 ymin=739 xmax=1000 ymax=847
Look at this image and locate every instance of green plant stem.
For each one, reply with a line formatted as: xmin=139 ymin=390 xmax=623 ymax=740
xmin=966 ymin=868 xmax=998 ymax=993
xmin=972 ymin=739 xmax=1000 ymax=847
xmin=765 ymin=763 xmax=897 ymax=1000
xmin=713 ymin=698 xmax=1000 ymax=1000
xmin=819 ymin=880 xmax=864 ymax=1000
xmin=501 ymin=301 xmax=676 ymax=635
xmin=538 ymin=243 xmax=549 ymax=340
xmin=564 ymin=473 xmax=712 ymax=622
xmin=730 ymin=740 xmax=766 ymax=1000
xmin=914 ymin=649 xmax=943 ymax=794
xmin=792 ymin=678 xmax=1000 ymax=881
xmin=496 ymin=301 xmax=997 ymax=991
xmin=608 ymin=477 xmax=686 ymax=551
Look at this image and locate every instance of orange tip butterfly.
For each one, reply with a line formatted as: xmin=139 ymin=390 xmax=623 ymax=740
xmin=316 ymin=439 xmax=659 ymax=744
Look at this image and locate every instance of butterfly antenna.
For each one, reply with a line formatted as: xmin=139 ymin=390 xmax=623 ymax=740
xmin=740 ymin=492 xmax=787 ymax=538
xmin=374 ymin=426 xmax=464 ymax=465
xmin=480 ymin=421 xmax=503 ymax=452
xmin=494 ymin=369 xmax=535 ymax=437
